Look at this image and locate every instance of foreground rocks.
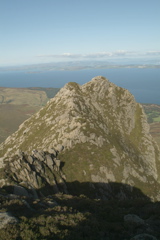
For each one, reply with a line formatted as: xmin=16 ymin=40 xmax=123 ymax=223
xmin=0 ymin=212 xmax=18 ymax=230
xmin=0 ymin=191 xmax=160 ymax=240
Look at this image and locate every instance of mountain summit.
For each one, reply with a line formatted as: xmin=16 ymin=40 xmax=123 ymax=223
xmin=0 ymin=76 xmax=160 ymax=200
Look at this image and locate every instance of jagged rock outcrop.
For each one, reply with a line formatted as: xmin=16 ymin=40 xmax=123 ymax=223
xmin=0 ymin=76 xmax=160 ymax=200
xmin=0 ymin=148 xmax=67 ymax=198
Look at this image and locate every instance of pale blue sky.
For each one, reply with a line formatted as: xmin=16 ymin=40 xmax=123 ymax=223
xmin=1 ymin=0 xmax=160 ymax=66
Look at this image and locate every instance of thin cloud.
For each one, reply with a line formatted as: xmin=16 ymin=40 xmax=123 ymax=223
xmin=38 ymin=53 xmax=82 ymax=58
xmin=146 ymin=51 xmax=160 ymax=55
xmin=37 ymin=50 xmax=130 ymax=59
xmin=37 ymin=50 xmax=160 ymax=60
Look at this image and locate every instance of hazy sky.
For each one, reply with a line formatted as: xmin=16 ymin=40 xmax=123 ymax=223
xmin=1 ymin=0 xmax=160 ymax=66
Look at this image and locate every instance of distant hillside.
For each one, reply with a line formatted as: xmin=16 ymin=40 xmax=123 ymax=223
xmin=0 ymin=87 xmax=60 ymax=143
xmin=28 ymin=87 xmax=60 ymax=99
xmin=142 ymin=104 xmax=160 ymax=147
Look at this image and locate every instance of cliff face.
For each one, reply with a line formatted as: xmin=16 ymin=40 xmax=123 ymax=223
xmin=0 ymin=76 xmax=160 ymax=200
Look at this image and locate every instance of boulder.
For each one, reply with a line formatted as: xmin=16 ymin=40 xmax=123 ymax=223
xmin=54 ymin=158 xmax=61 ymax=171
xmin=124 ymin=214 xmax=145 ymax=227
xmin=48 ymin=147 xmax=57 ymax=156
xmin=130 ymin=233 xmax=157 ymax=240
xmin=27 ymin=155 xmax=34 ymax=164
xmin=56 ymin=144 xmax=64 ymax=152
xmin=13 ymin=185 xmax=29 ymax=198
xmin=0 ymin=212 xmax=18 ymax=229
xmin=46 ymin=154 xmax=53 ymax=169
xmin=32 ymin=149 xmax=44 ymax=162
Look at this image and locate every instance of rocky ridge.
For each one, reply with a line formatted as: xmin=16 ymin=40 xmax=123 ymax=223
xmin=0 ymin=76 xmax=160 ymax=200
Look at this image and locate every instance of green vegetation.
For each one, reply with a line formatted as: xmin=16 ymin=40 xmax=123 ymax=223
xmin=0 ymin=104 xmax=40 ymax=144
xmin=0 ymin=87 xmax=49 ymax=106
xmin=142 ymin=104 xmax=160 ymax=147
xmin=147 ymin=112 xmax=160 ymax=123
xmin=143 ymin=104 xmax=160 ymax=123
xmin=28 ymin=87 xmax=60 ymax=99
xmin=0 ymin=87 xmax=60 ymax=144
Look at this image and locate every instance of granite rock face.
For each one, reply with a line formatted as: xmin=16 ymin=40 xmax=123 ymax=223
xmin=0 ymin=148 xmax=67 ymax=198
xmin=0 ymin=76 xmax=160 ymax=200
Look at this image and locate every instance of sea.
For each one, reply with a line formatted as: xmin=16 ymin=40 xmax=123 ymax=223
xmin=0 ymin=68 xmax=160 ymax=104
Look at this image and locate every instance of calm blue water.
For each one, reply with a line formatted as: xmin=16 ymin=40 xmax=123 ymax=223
xmin=0 ymin=68 xmax=160 ymax=104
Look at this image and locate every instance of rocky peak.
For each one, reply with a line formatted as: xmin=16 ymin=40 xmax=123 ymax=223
xmin=0 ymin=76 xmax=160 ymax=200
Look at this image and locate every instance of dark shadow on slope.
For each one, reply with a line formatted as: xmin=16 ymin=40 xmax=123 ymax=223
xmin=1 ymin=181 xmax=160 ymax=239
xmin=65 ymin=181 xmax=152 ymax=201
xmin=1 ymin=181 xmax=152 ymax=201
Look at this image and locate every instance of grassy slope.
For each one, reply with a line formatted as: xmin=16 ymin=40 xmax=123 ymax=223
xmin=0 ymin=104 xmax=40 ymax=143
xmin=142 ymin=104 xmax=160 ymax=147
xmin=0 ymin=87 xmax=59 ymax=144
xmin=28 ymin=87 xmax=60 ymax=99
